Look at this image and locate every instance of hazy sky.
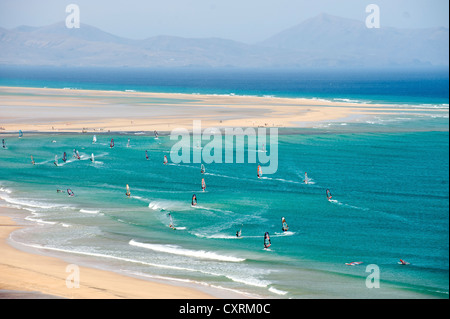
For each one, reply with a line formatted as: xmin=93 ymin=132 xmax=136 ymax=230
xmin=0 ymin=0 xmax=448 ymax=43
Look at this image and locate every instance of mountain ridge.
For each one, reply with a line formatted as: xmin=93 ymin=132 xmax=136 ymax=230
xmin=1 ymin=13 xmax=448 ymax=68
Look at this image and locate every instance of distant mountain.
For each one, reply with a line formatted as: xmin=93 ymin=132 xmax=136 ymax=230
xmin=0 ymin=14 xmax=448 ymax=68
xmin=259 ymin=13 xmax=449 ymax=67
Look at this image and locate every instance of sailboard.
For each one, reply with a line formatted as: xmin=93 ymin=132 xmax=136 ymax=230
xmin=31 ymin=155 xmax=35 ymax=165
xmin=264 ymin=232 xmax=271 ymax=249
xmin=326 ymin=189 xmax=332 ymax=201
xmin=281 ymin=217 xmax=289 ymax=232
xmin=201 ymin=178 xmax=206 ymax=191
xmin=67 ymin=189 xmax=74 ymax=197
xmin=257 ymin=165 xmax=262 ymax=178
xmin=345 ymin=261 xmax=363 ymax=266
xmin=192 ymin=194 xmax=197 ymax=206
xmin=2 ymin=139 xmax=5 ymax=149
xmin=201 ymin=164 xmax=205 ymax=174
xmin=303 ymin=172 xmax=308 ymax=184
xmin=236 ymin=224 xmax=243 ymax=237
xmin=19 ymin=130 xmax=23 ymax=138
xmin=145 ymin=150 xmax=149 ymax=160
xmin=168 ymin=213 xmax=175 ymax=229
xmin=398 ymin=259 xmax=410 ymax=265
xmin=163 ymin=155 xmax=168 ymax=165
xmin=127 ymin=138 xmax=130 ymax=148
xmin=62 ymin=152 xmax=67 ymax=163
xmin=90 ymin=153 xmax=95 ymax=163
xmin=154 ymin=130 xmax=159 ymax=139
xmin=92 ymin=135 xmax=97 ymax=144
xmin=76 ymin=150 xmax=80 ymax=160
xmin=126 ymin=184 xmax=131 ymax=197
xmin=54 ymin=155 xmax=58 ymax=166
xmin=110 ymin=138 xmax=114 ymax=148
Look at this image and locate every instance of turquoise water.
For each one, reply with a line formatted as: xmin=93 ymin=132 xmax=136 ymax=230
xmin=0 ymin=116 xmax=448 ymax=298
xmin=0 ymin=67 xmax=448 ymax=298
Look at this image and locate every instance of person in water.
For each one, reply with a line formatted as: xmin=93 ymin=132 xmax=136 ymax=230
xmin=281 ymin=217 xmax=289 ymax=232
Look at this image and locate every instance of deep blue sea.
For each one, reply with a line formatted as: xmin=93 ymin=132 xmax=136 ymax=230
xmin=0 ymin=67 xmax=448 ymax=298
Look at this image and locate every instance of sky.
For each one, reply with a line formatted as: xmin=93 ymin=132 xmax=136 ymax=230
xmin=0 ymin=0 xmax=448 ymax=43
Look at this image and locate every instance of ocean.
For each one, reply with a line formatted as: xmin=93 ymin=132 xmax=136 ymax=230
xmin=0 ymin=67 xmax=448 ymax=298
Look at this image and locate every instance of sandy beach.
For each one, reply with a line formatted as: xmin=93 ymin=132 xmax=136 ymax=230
xmin=0 ymin=207 xmax=218 ymax=299
xmin=0 ymin=86 xmax=440 ymax=133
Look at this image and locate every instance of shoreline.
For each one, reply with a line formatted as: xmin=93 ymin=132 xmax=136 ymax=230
xmin=1 ymin=85 xmax=446 ymax=134
xmin=0 ymin=206 xmax=242 ymax=299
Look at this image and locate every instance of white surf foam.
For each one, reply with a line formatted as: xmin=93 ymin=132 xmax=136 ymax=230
xmin=129 ymin=239 xmax=245 ymax=262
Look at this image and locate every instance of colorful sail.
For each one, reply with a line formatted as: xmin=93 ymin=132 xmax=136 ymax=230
xmin=145 ymin=150 xmax=149 ymax=160
xmin=345 ymin=261 xmax=363 ymax=266
xmin=163 ymin=155 xmax=168 ymax=165
xmin=67 ymin=189 xmax=74 ymax=197
xmin=304 ymin=172 xmax=308 ymax=184
xmin=62 ymin=152 xmax=67 ymax=162
xmin=257 ymin=165 xmax=262 ymax=178
xmin=192 ymin=194 xmax=197 ymax=206
xmin=76 ymin=150 xmax=80 ymax=160
xmin=201 ymin=178 xmax=206 ymax=191
xmin=264 ymin=232 xmax=271 ymax=249
xmin=110 ymin=138 xmax=114 ymax=148
xmin=281 ymin=217 xmax=289 ymax=232
xmin=168 ymin=213 xmax=174 ymax=229
xmin=126 ymin=184 xmax=131 ymax=197
xmin=326 ymin=189 xmax=332 ymax=200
